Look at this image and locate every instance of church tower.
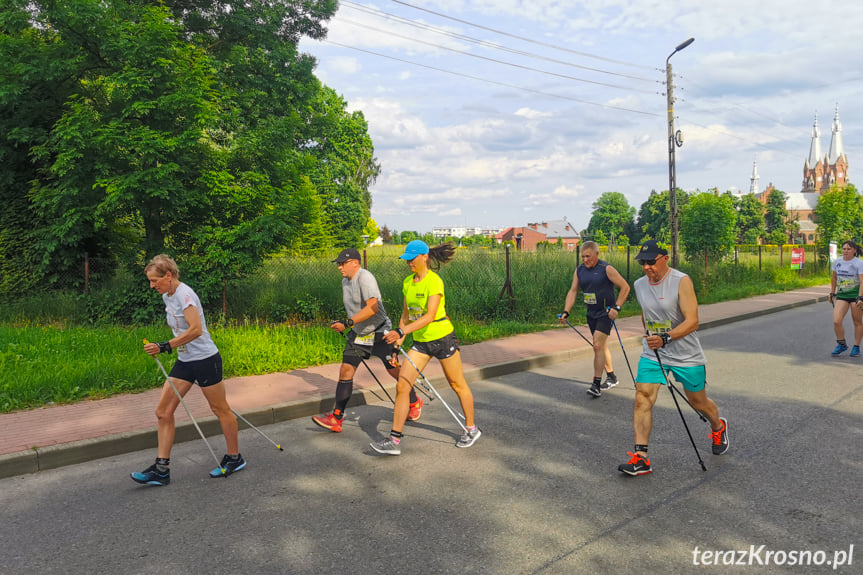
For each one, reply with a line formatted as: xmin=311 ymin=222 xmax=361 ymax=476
xmin=749 ymin=160 xmax=760 ymax=195
xmin=802 ymin=105 xmax=848 ymax=194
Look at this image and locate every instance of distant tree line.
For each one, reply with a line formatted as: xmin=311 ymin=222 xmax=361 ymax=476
xmin=580 ymin=184 xmax=861 ymax=262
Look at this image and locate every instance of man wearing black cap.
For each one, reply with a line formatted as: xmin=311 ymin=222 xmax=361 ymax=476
xmin=311 ymin=248 xmax=422 ymax=433
xmin=619 ymin=239 xmax=729 ymax=476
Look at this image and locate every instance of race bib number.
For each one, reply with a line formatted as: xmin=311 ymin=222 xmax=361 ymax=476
xmin=354 ymin=333 xmax=375 ymax=347
xmin=583 ymin=292 xmax=597 ymax=305
xmin=408 ymin=306 xmax=423 ymax=321
xmin=176 ymin=344 xmax=188 ymax=354
xmin=645 ymin=319 xmax=672 ymax=334
xmin=837 ymin=277 xmax=859 ymax=291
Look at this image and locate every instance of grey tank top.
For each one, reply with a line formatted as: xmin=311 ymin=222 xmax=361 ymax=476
xmin=634 ymin=268 xmax=706 ymax=367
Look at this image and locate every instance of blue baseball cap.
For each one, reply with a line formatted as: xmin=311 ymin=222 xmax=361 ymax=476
xmin=399 ymin=240 xmax=430 ymax=260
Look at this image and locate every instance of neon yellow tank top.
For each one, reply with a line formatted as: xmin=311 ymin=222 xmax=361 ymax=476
xmin=403 ymin=271 xmax=454 ymax=342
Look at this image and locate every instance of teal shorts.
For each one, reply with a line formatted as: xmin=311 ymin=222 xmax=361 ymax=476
xmin=636 ymin=358 xmax=706 ymax=392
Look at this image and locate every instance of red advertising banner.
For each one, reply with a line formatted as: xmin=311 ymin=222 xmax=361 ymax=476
xmin=791 ymin=247 xmax=805 ymax=270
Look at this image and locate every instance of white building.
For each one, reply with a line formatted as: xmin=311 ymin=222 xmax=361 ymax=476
xmin=432 ymin=226 xmax=505 ymax=239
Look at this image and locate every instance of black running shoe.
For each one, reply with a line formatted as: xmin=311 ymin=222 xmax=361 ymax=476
xmin=587 ymin=381 xmax=601 ymax=397
xmin=209 ymin=454 xmax=246 ymax=478
xmin=710 ymin=418 xmax=729 ymax=455
xmin=131 ymin=463 xmax=170 ymax=486
xmin=618 ymin=452 xmax=652 ymax=476
xmin=601 ymin=376 xmax=619 ymax=390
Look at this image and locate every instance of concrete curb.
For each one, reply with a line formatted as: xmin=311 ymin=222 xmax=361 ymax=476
xmin=0 ymin=293 xmax=826 ymax=479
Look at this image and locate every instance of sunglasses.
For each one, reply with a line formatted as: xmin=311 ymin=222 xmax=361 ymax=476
xmin=637 ymin=255 xmax=666 ymax=266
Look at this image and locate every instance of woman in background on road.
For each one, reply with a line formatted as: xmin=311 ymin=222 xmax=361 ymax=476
xmin=829 ymin=240 xmax=863 ymax=357
xmin=131 ymin=254 xmax=244 ymax=486
xmin=373 ymin=240 xmax=481 ymax=455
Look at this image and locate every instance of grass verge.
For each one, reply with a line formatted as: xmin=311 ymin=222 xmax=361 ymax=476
xmin=0 ymin=276 xmax=827 ymax=414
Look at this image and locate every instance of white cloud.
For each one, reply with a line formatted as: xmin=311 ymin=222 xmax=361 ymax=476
xmin=300 ymin=2 xmax=863 ymax=232
xmin=514 ymin=107 xmax=552 ymax=119
xmin=328 ymin=56 xmax=361 ymax=75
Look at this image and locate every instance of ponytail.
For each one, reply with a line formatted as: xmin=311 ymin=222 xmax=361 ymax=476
xmin=427 ymin=242 xmax=456 ymax=269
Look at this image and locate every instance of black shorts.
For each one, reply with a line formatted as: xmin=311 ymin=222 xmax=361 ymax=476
xmin=343 ymin=332 xmax=397 ymax=369
xmin=587 ymin=315 xmax=612 ymax=336
xmin=168 ymin=352 xmax=223 ymax=388
xmin=411 ymin=331 xmax=460 ymax=360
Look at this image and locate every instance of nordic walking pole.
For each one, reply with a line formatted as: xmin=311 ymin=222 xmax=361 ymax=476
xmin=143 ymin=340 xmax=226 ymax=476
xmin=335 ymin=326 xmax=395 ymax=405
xmin=397 ymin=344 xmax=468 ymax=432
xmin=558 ymin=316 xmax=594 ymax=347
xmin=610 ymin=319 xmax=637 ymax=389
xmin=649 ymin=337 xmax=707 ymax=471
xmin=231 ymin=409 xmax=283 ymax=451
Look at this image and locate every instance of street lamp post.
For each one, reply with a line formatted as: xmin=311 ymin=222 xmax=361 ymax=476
xmin=666 ymin=37 xmax=694 ymax=268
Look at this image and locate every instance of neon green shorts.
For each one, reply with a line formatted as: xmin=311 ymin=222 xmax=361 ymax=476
xmin=636 ymin=358 xmax=706 ymax=392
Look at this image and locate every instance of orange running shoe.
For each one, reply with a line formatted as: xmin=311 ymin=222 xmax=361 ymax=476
xmin=618 ymin=451 xmax=652 ymax=476
xmin=710 ymin=417 xmax=729 ymax=455
xmin=407 ymin=398 xmax=423 ymax=421
xmin=312 ymin=413 xmax=343 ymax=433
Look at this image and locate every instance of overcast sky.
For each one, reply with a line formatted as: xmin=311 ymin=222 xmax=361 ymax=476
xmin=299 ymin=0 xmax=863 ymax=235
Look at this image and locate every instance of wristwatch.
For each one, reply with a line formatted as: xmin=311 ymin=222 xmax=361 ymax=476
xmin=610 ymin=304 xmax=621 ymax=312
xmin=345 ymin=318 xmax=354 ymax=327
xmin=660 ymin=333 xmax=672 ymax=347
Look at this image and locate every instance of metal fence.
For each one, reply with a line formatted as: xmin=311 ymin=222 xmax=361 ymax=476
xmin=0 ymin=244 xmax=829 ymax=325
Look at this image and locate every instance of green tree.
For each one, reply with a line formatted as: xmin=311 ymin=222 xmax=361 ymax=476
xmin=283 ymin=178 xmax=333 ymax=256
xmin=400 ymin=231 xmax=420 ymax=243
xmin=0 ymin=0 xmax=116 ymax=289
xmin=680 ymin=192 xmax=737 ymax=262
xmin=0 ymin=0 xmax=381 ymax=299
xmin=764 ymin=188 xmax=790 ymax=245
xmin=634 ymin=189 xmax=690 ymax=245
xmin=362 ymin=218 xmax=380 ymax=244
xmin=304 ymin=86 xmax=380 ymax=247
xmin=814 ymin=184 xmax=863 ymax=251
xmin=587 ymin=192 xmax=635 ymax=243
xmin=736 ymin=193 xmax=766 ymax=244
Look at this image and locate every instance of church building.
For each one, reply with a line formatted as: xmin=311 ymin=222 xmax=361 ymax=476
xmin=754 ymin=105 xmax=848 ymax=244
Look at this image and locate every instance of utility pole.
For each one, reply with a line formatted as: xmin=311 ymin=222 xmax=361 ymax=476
xmin=666 ymin=37 xmax=694 ymax=268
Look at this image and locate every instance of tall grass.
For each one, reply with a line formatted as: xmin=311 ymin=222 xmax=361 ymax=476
xmin=0 ymin=244 xmax=830 ymax=413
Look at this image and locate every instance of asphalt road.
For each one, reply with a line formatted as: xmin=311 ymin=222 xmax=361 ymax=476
xmin=1 ymin=304 xmax=860 ymax=574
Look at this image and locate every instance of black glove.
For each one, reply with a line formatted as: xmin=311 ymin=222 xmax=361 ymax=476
xmin=386 ymin=345 xmax=401 ymax=368
xmin=157 ymin=341 xmax=173 ymax=354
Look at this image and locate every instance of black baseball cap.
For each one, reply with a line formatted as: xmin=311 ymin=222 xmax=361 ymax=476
xmin=635 ymin=240 xmax=669 ymax=262
xmin=332 ymin=248 xmax=361 ymax=263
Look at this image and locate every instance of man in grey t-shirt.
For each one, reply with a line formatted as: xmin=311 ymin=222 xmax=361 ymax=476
xmin=619 ymin=240 xmax=729 ymax=476
xmin=312 ymin=248 xmax=422 ymax=433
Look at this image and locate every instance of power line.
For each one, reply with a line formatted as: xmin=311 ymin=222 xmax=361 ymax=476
xmin=388 ymin=0 xmax=655 ymax=71
xmin=322 ymin=40 xmax=661 ymax=117
xmin=341 ymin=0 xmax=657 ymax=84
xmin=337 ymin=19 xmax=657 ymax=94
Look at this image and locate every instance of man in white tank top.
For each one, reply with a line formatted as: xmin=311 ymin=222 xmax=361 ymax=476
xmin=619 ymin=240 xmax=730 ymax=476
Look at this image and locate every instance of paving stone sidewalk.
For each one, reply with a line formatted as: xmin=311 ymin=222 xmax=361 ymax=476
xmin=0 ymin=285 xmax=829 ymax=478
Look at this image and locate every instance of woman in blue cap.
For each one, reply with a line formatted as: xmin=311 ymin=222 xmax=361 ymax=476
xmin=374 ymin=240 xmax=481 ymax=455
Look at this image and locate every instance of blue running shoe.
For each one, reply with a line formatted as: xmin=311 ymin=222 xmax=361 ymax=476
xmin=832 ymin=343 xmax=849 ymax=356
xmin=131 ymin=463 xmax=170 ymax=486
xmin=852 ymin=345 xmax=861 ymax=357
xmin=209 ymin=454 xmax=246 ymax=478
